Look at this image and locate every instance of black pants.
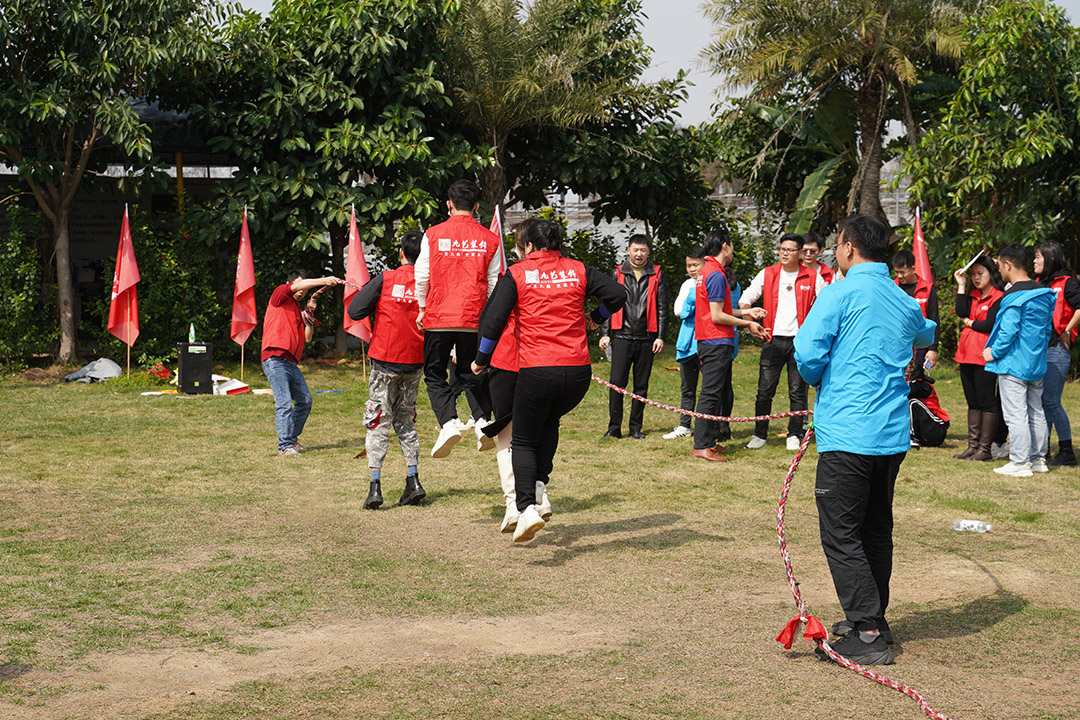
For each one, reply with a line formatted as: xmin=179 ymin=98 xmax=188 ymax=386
xmin=678 ymin=356 xmax=700 ymax=429
xmin=694 ymin=343 xmax=733 ymax=450
xmin=754 ymin=336 xmax=807 ymax=439
xmin=424 ymin=331 xmax=491 ymax=426
xmin=484 ymin=367 xmax=517 ymax=437
xmin=608 ymin=337 xmax=655 ymax=434
xmin=959 ymin=363 xmax=999 ymax=413
xmin=512 ymin=365 xmax=592 ymax=511
xmin=816 ymin=450 xmax=906 ymax=631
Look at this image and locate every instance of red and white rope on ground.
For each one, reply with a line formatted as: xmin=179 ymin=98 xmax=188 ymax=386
xmin=598 ymin=376 xmax=958 ymax=720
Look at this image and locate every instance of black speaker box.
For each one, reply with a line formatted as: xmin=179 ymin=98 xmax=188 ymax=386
xmin=178 ymin=342 xmax=213 ymax=394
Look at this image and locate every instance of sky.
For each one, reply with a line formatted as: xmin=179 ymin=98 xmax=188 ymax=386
xmin=236 ymin=0 xmax=1080 ymax=127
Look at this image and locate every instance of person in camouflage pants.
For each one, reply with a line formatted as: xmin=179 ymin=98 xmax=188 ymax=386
xmin=348 ymin=230 xmax=427 ymax=508
xmin=364 ymin=368 xmax=422 ymax=477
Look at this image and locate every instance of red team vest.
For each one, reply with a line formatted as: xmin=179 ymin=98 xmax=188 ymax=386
xmin=694 ymin=256 xmax=734 ymax=342
xmin=509 ymin=250 xmax=590 ymax=368
xmin=422 ymin=215 xmax=500 ymax=329
xmin=813 ymin=263 xmax=834 ymax=284
xmin=761 ymin=264 xmax=816 ymax=334
xmin=610 ymin=265 xmax=661 ymax=332
xmin=490 ymin=311 xmax=519 ymax=372
xmin=954 ymin=287 xmax=1004 ymax=366
xmin=368 ymin=265 xmax=424 ymax=365
xmin=897 ymin=277 xmax=934 ymax=318
xmin=261 ymin=283 xmax=304 ymax=363
xmin=1049 ymin=275 xmax=1079 ymax=342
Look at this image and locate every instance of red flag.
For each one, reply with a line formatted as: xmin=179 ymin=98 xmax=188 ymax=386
xmin=107 ymin=205 xmax=140 ymax=346
xmin=490 ymin=206 xmax=507 ymax=274
xmin=913 ymin=207 xmax=933 ymax=284
xmin=343 ymin=206 xmax=372 ymax=342
xmin=231 ymin=207 xmax=258 ymax=345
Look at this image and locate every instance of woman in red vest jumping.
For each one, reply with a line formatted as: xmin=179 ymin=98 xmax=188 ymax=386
xmin=1035 ymin=242 xmax=1080 ymax=466
xmin=472 ymin=219 xmax=627 ymax=543
xmin=952 ymin=256 xmax=1005 ymax=461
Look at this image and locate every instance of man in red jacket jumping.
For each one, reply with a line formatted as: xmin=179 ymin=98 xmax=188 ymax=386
xmin=415 ymin=180 xmax=502 ymax=458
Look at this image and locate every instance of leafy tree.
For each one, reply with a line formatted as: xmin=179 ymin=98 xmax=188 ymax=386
xmin=702 ymin=0 xmax=977 ymax=222
xmin=438 ymin=0 xmax=647 ymax=213
xmin=906 ymin=0 xmax=1080 ymax=268
xmin=0 ymin=0 xmax=224 ymax=362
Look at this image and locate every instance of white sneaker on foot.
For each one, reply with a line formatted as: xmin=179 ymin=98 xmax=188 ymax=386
xmin=662 ymin=426 xmax=692 ymax=439
xmin=431 ymin=419 xmax=465 ymax=458
xmin=786 ymin=435 xmax=801 ymax=451
xmin=993 ymin=461 xmax=1032 ymax=477
xmin=1030 ymin=457 xmax=1050 ymax=473
xmin=512 ymin=505 xmax=545 ymax=543
xmin=746 ymin=435 xmax=767 ymax=450
xmin=475 ymin=419 xmax=497 ymax=452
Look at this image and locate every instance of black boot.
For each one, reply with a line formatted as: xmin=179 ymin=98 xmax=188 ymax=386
xmin=972 ymin=412 xmax=999 ymax=461
xmin=363 ymin=480 xmax=383 ymax=510
xmin=398 ymin=473 xmax=426 ymax=506
xmin=1051 ymin=439 xmax=1077 ymax=466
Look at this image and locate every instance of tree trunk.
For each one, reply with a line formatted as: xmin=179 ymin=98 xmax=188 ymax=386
xmin=53 ymin=209 xmax=78 ymax=363
xmin=480 ymin=133 xmax=508 ymax=220
xmin=330 ymin=223 xmax=347 ymax=354
xmin=852 ymin=74 xmax=886 ymax=222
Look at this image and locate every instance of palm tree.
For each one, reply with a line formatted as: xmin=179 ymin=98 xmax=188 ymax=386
xmin=438 ymin=0 xmax=639 ymax=213
xmin=702 ymin=0 xmax=977 ymax=221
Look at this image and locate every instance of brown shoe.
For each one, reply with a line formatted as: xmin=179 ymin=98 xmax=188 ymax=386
xmin=971 ymin=412 xmax=1000 ymax=462
xmin=691 ymin=447 xmax=728 ymax=462
xmin=713 ymin=444 xmax=727 ymax=455
xmin=953 ymin=409 xmax=980 ymax=460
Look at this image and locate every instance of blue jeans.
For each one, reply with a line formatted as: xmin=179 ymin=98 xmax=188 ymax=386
xmin=998 ymin=373 xmax=1047 ymax=464
xmin=1042 ymin=343 xmax=1072 ymax=445
xmin=262 ymin=356 xmax=312 ymax=451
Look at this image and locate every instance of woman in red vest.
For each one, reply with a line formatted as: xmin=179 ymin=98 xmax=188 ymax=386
xmin=1035 ymin=242 xmax=1080 ymax=466
xmin=952 ymin=256 xmax=1004 ymax=461
xmin=472 ymin=219 xmax=626 ymax=543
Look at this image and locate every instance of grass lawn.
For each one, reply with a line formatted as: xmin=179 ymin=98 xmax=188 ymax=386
xmin=1 ymin=346 xmax=1078 ymax=720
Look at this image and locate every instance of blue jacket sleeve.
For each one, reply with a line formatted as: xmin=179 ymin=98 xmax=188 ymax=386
xmin=914 ymin=314 xmax=937 ymax=349
xmin=794 ymin=289 xmax=840 ymax=387
xmin=988 ymin=304 xmax=1021 ymax=359
xmin=681 ymin=291 xmax=696 ymax=320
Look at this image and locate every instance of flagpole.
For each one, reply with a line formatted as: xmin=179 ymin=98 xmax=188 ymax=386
xmin=126 ymin=304 xmax=131 ymax=378
xmin=361 ymin=340 xmax=367 ymax=384
xmin=240 ymin=344 xmax=244 ymax=382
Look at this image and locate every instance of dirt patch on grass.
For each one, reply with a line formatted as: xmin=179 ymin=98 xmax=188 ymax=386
xmin=1 ymin=612 xmax=619 ymax=720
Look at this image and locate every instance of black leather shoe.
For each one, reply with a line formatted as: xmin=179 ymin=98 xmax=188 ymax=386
xmin=629 ymin=430 xmax=647 ymax=439
xmin=363 ymin=480 xmax=383 ymax=510
xmin=601 ymin=429 xmax=622 ymax=439
xmin=398 ymin=474 xmax=426 ymax=506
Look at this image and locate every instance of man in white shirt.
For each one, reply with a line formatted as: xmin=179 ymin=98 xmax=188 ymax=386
xmin=739 ymin=234 xmax=827 ymax=450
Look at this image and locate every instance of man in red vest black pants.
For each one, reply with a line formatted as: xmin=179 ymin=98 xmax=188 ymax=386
xmin=599 ymin=234 xmax=669 ymax=439
xmin=739 ymin=233 xmax=827 ymax=451
xmin=693 ymin=227 xmax=768 ymax=461
xmin=415 ymin=180 xmax=502 ymax=459
xmin=348 ymin=231 xmax=427 ymax=508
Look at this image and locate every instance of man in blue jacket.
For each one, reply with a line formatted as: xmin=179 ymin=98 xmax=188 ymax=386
xmin=795 ymin=215 xmax=936 ymax=666
xmin=983 ymin=244 xmax=1056 ymax=477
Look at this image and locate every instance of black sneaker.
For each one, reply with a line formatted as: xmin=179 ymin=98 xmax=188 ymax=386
xmin=830 ymin=618 xmax=894 ymax=645
xmin=815 ymin=632 xmax=894 ymax=665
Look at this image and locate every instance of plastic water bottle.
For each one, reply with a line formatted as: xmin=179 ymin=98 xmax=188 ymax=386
xmin=953 ymin=519 xmax=992 ymax=533
xmin=188 ymin=323 xmax=195 ymax=343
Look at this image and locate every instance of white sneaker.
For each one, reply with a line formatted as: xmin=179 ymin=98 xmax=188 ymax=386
xmin=431 ymin=419 xmax=465 ymax=458
xmin=536 ymin=481 xmax=552 ymax=520
xmin=475 ymin=419 xmax=497 ymax=452
xmin=786 ymin=435 xmax=801 ymax=451
xmin=993 ymin=461 xmax=1032 ymax=477
xmin=662 ymin=426 xmax=692 ymax=439
xmin=746 ymin=435 xmax=767 ymax=450
xmin=1030 ymin=457 xmax=1050 ymax=473
xmin=512 ymin=505 xmax=545 ymax=543
xmin=991 ymin=441 xmax=1009 ymax=460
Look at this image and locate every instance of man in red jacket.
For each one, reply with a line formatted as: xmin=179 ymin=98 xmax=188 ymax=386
xmin=415 ymin=180 xmax=502 ymax=458
xmin=261 ymin=270 xmax=343 ymax=456
xmin=348 ymin=231 xmax=426 ymax=508
xmin=739 ymin=233 xmax=826 ymax=451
